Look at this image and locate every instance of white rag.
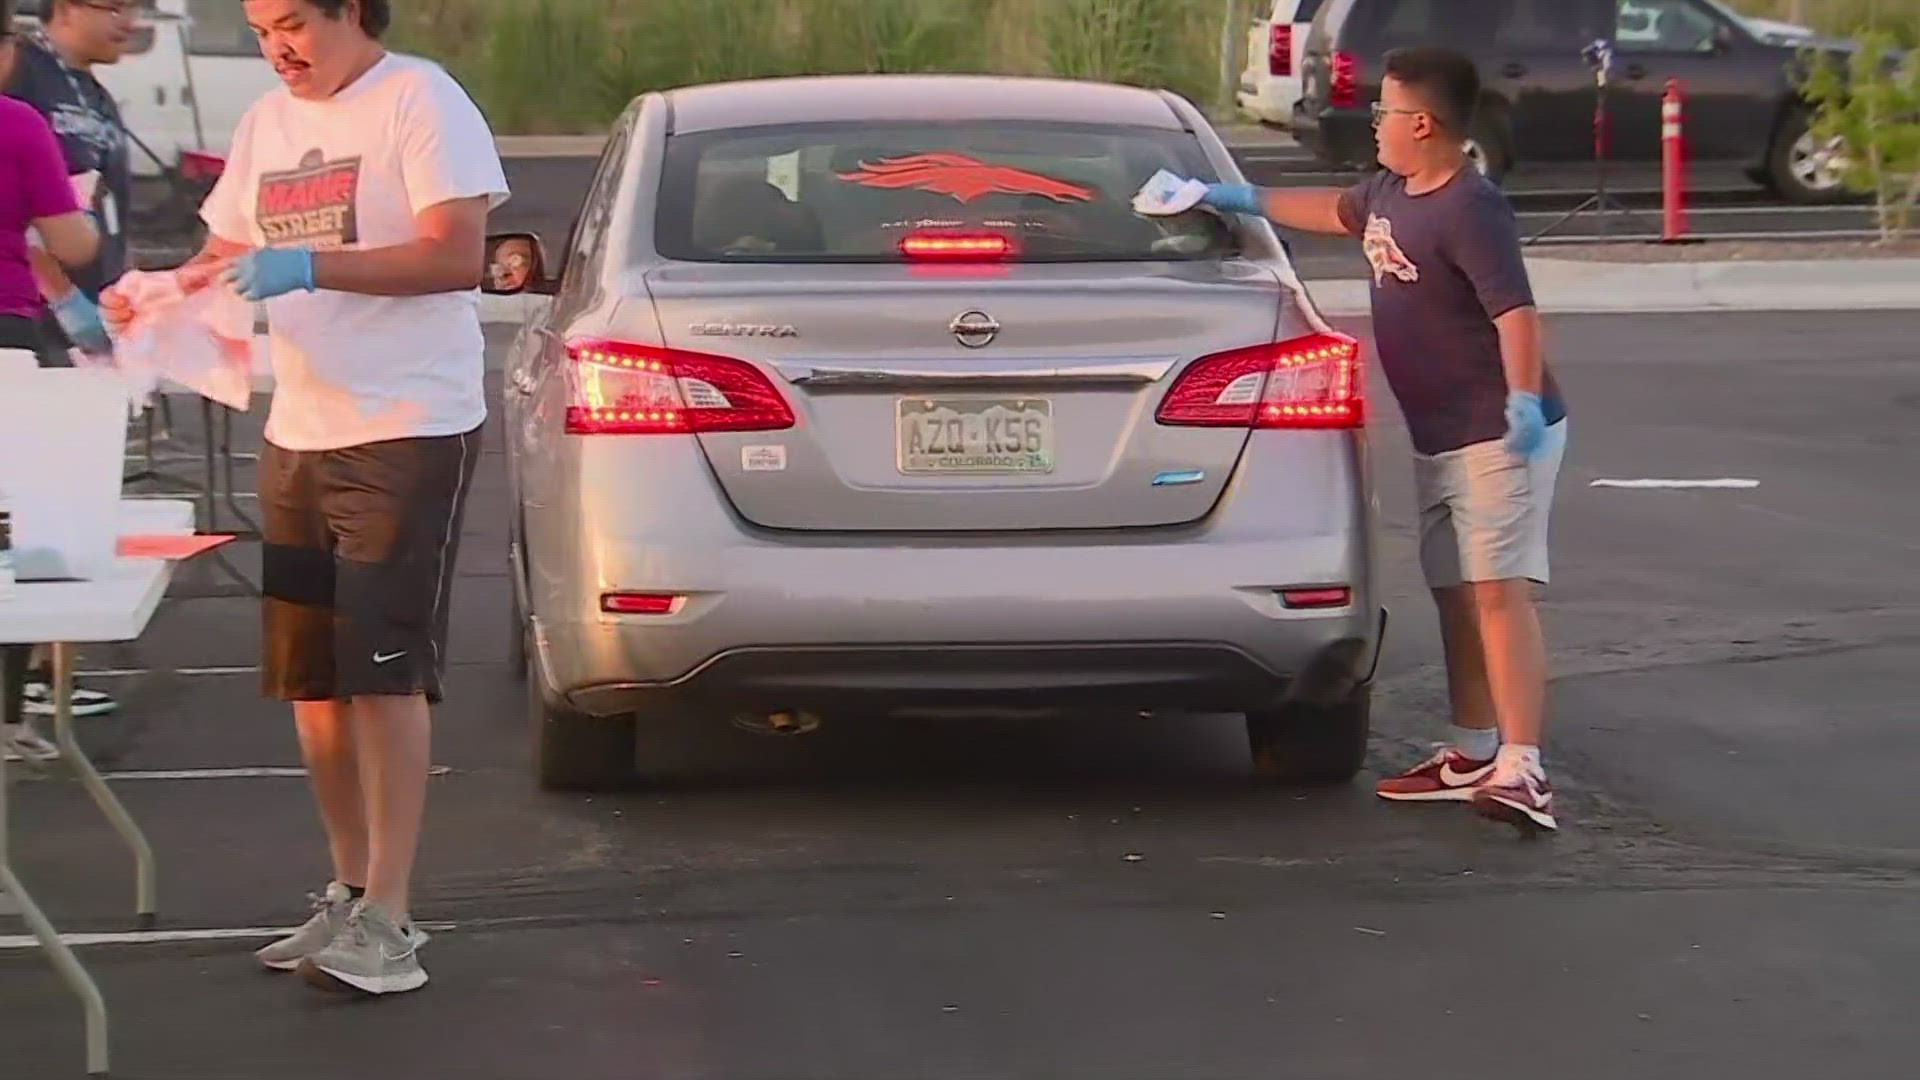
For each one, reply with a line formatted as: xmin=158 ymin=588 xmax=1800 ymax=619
xmin=1131 ymin=169 xmax=1211 ymax=217
xmin=106 ymin=269 xmax=257 ymax=411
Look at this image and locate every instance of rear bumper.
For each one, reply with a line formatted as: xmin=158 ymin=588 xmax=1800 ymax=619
xmin=521 ymin=430 xmax=1382 ymax=719
xmin=558 ymin=632 xmax=1380 ymax=718
xmin=1237 ymin=76 xmax=1303 ymax=127
xmin=1292 ymin=106 xmax=1374 ymax=168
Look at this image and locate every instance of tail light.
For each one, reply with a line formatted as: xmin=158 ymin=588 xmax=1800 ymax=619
xmin=1269 ymin=24 xmax=1293 ymax=77
xmin=1155 ymin=332 xmax=1363 ymax=430
xmin=1330 ymin=51 xmax=1360 ymax=109
xmin=564 ymin=338 xmax=795 ymax=435
xmin=900 ymin=230 xmax=1016 ymax=261
xmin=602 ymin=592 xmax=683 ymax=615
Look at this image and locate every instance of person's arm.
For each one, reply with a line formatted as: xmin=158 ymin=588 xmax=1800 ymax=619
xmin=1199 ymin=172 xmax=1379 ymax=238
xmin=308 ymin=195 xmax=491 ymax=295
xmin=27 ymin=215 xmax=98 ymax=271
xmin=1493 ymin=305 xmax=1544 ymax=397
xmin=1447 ymin=189 xmax=1549 ymax=452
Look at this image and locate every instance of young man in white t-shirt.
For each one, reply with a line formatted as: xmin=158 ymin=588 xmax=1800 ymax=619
xmin=102 ymin=0 xmax=508 ymax=995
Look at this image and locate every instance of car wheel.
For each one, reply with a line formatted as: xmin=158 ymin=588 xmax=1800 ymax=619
xmin=528 ymin=632 xmax=637 ymax=792
xmin=1245 ymin=687 xmax=1371 ymax=784
xmin=1464 ymin=106 xmax=1513 ymax=185
xmin=1767 ymin=108 xmax=1849 ymax=204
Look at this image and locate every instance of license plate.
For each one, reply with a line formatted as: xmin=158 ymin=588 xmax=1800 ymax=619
xmin=896 ymin=397 xmax=1054 ymax=475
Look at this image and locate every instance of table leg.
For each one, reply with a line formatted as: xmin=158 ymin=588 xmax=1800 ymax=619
xmin=1 ymin=668 xmax=112 ymax=1076
xmin=48 ymin=643 xmax=157 ymax=927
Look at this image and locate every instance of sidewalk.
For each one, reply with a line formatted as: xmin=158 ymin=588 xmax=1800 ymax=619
xmin=475 ymin=256 xmax=1920 ymax=326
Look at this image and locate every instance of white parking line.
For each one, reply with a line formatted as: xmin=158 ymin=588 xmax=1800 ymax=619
xmin=101 ymin=766 xmax=454 ymax=780
xmin=1591 ymin=478 xmax=1760 ymax=489
xmin=78 ymin=665 xmax=259 ymax=678
xmin=0 ymin=922 xmax=455 ymax=951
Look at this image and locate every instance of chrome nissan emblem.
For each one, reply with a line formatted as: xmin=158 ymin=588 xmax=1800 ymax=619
xmin=950 ymin=310 xmax=1000 ymax=348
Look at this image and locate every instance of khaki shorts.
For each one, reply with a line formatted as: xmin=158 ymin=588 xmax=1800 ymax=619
xmin=1413 ymin=420 xmax=1567 ymax=589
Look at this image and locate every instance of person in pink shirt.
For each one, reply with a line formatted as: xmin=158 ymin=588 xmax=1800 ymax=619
xmin=1 ymin=0 xmax=102 ymax=764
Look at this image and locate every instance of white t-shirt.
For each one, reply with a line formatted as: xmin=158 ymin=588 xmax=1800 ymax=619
xmin=201 ymin=52 xmax=509 ymax=451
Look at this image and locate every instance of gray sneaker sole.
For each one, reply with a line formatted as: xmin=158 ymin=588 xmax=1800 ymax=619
xmin=298 ymin=956 xmax=429 ymax=995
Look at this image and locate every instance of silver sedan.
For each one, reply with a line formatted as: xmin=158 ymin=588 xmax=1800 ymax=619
xmin=486 ymin=74 xmax=1385 ymax=791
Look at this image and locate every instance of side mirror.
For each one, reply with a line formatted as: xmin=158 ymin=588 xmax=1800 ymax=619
xmin=482 ymin=232 xmax=557 ymax=297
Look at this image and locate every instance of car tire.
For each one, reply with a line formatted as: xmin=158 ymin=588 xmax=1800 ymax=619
xmin=1766 ymin=107 xmax=1849 ymax=204
xmin=1465 ymin=104 xmax=1513 ymax=185
xmin=528 ymin=632 xmax=637 ymax=792
xmin=1245 ymin=687 xmax=1372 ymax=784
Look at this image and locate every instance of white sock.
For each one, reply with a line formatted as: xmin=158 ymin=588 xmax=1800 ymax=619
xmin=1449 ymin=724 xmax=1498 ymax=761
xmin=1494 ymin=743 xmax=1543 ymax=779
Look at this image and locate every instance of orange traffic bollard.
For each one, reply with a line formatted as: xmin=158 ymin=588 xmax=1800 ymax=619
xmin=1661 ymin=78 xmax=1689 ymax=243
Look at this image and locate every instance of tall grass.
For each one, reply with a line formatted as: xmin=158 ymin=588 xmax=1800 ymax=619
xmin=392 ymin=0 xmax=1230 ymax=134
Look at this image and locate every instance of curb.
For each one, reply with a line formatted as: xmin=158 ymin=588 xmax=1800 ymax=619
xmin=477 ymin=257 xmax=1920 ymax=326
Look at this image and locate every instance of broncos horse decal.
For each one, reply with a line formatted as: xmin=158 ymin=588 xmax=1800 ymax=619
xmin=836 ymin=153 xmax=1095 ymax=205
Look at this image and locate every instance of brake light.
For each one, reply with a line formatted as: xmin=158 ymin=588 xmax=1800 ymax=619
xmin=1280 ymin=586 xmax=1352 ymax=609
xmin=601 ymin=592 xmax=683 ymax=615
xmin=1155 ymin=332 xmax=1363 ymax=430
xmin=900 ymin=231 xmax=1016 ymax=261
xmin=1269 ymin=24 xmax=1293 ymax=77
xmin=1331 ymin=51 xmax=1360 ymax=109
xmin=564 ymin=339 xmax=795 ymax=435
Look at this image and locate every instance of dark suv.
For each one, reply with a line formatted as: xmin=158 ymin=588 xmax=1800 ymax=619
xmin=1291 ymin=0 xmax=1857 ymax=202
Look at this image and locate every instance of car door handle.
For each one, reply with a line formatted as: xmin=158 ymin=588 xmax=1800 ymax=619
xmin=1501 ymin=62 xmax=1527 ymax=78
xmin=508 ymin=370 xmax=535 ymax=396
xmin=775 ymin=358 xmax=1179 ymax=387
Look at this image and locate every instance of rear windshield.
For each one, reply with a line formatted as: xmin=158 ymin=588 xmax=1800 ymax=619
xmin=656 ymin=121 xmax=1238 ymax=264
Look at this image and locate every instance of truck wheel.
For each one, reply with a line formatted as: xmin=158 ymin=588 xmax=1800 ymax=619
xmin=528 ymin=637 xmax=636 ymax=792
xmin=1246 ymin=687 xmax=1371 ymax=784
xmin=1767 ymin=108 xmax=1849 ymax=204
xmin=508 ymin=545 xmax=527 ymax=684
xmin=1465 ymin=104 xmax=1513 ymax=184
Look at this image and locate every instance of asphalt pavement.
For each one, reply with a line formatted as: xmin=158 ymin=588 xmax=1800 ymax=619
xmin=4 ymin=311 xmax=1918 ymax=1079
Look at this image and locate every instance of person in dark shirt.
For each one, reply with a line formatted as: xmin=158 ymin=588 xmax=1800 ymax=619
xmin=1196 ymin=46 xmax=1569 ymax=833
xmin=5 ymin=0 xmax=136 ymax=360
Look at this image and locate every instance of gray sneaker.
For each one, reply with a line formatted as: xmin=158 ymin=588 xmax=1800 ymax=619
xmin=255 ymin=881 xmax=356 ymax=971
xmin=299 ymin=900 xmax=429 ymax=995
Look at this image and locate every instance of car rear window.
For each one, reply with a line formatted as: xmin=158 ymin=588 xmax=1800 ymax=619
xmin=655 ymin=121 xmax=1238 ymax=264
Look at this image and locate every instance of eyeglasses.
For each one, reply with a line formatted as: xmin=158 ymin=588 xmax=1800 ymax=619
xmin=1370 ymin=102 xmax=1427 ymax=128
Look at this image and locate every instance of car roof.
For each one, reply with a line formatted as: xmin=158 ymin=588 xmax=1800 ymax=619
xmin=662 ymin=74 xmax=1191 ymax=134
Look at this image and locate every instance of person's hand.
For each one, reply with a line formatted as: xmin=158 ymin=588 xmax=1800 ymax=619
xmin=1198 ymin=182 xmax=1263 ymax=216
xmin=221 ymin=247 xmax=316 ymax=302
xmin=98 ymin=282 xmax=135 ymax=335
xmin=49 ymin=289 xmax=113 ymax=356
xmin=1504 ymin=390 xmax=1547 ymax=458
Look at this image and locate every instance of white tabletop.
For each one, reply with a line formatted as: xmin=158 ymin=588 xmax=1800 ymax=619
xmin=0 ymin=558 xmax=173 ymax=645
xmin=0 ymin=499 xmax=194 ymax=645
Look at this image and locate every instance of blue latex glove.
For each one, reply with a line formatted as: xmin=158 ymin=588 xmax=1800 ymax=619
xmin=49 ymin=289 xmax=112 ymax=356
xmin=1504 ymin=390 xmax=1547 ymax=458
xmin=223 ymin=247 xmax=316 ymax=302
xmin=1198 ymin=182 xmax=1264 ymax=217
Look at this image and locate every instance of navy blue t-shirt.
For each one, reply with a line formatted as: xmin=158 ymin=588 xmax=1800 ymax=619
xmin=4 ymin=32 xmax=132 ymax=300
xmin=1336 ymin=167 xmax=1567 ymax=456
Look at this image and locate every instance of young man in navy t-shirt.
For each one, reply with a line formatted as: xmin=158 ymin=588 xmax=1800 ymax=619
xmin=1198 ymin=46 xmax=1569 ymax=833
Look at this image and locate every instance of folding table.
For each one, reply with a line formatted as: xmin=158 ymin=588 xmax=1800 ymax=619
xmin=1 ymin=498 xmax=195 ymax=1077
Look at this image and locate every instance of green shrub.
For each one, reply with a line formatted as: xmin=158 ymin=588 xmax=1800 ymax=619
xmin=1798 ymin=31 xmax=1920 ymax=239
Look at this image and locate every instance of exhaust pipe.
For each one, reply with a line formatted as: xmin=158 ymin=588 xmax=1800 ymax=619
xmin=730 ymin=709 xmax=823 ymax=737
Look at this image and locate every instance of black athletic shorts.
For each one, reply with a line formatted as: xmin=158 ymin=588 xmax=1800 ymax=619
xmin=259 ymin=426 xmax=482 ymax=704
